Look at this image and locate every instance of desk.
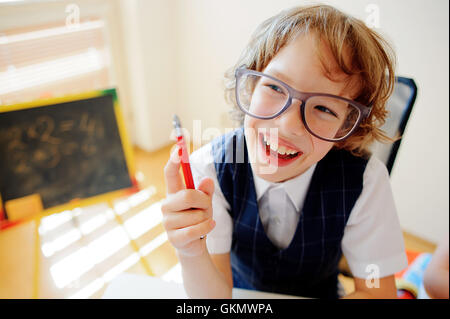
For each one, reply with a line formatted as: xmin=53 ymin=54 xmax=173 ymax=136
xmin=102 ymin=273 xmax=304 ymax=299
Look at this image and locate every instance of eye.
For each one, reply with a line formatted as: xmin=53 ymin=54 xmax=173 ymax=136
xmin=314 ymin=105 xmax=338 ymax=118
xmin=266 ymin=84 xmax=284 ymax=94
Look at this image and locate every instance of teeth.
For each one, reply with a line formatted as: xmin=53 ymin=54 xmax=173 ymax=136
xmin=262 ymin=135 xmax=298 ymax=155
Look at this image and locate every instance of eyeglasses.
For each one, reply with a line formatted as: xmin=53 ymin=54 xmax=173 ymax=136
xmin=235 ymin=67 xmax=372 ymax=142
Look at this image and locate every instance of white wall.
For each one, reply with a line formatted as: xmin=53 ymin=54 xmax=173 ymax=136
xmin=372 ymin=0 xmax=449 ymax=244
xmin=117 ymin=0 xmax=179 ymax=151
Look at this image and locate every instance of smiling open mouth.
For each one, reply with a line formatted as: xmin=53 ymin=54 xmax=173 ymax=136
xmin=259 ymin=133 xmax=303 ymax=161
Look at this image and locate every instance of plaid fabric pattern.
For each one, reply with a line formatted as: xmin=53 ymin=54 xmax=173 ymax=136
xmin=211 ymin=127 xmax=368 ymax=299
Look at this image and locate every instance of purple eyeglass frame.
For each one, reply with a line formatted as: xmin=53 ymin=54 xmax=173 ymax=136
xmin=235 ymin=67 xmax=372 ymax=142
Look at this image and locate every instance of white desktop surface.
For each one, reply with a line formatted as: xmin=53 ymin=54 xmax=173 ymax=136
xmin=102 ymin=273 xmax=303 ymax=299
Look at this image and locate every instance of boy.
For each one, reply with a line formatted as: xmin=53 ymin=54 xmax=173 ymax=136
xmin=162 ymin=5 xmax=407 ymax=298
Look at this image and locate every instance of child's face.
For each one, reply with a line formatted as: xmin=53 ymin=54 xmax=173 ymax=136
xmin=245 ymin=33 xmax=358 ymax=183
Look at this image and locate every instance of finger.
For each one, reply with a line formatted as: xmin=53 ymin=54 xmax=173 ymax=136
xmin=162 ymin=209 xmax=209 ymax=230
xmin=196 ymin=177 xmax=215 ymax=197
xmin=196 ymin=177 xmax=215 ymax=219
xmin=170 ymin=218 xmax=216 ymax=247
xmin=164 ymin=145 xmax=184 ymax=194
xmin=161 ymin=189 xmax=212 ymax=212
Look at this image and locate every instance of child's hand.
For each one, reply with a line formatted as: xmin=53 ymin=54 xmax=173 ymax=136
xmin=161 ymin=146 xmax=216 ymax=257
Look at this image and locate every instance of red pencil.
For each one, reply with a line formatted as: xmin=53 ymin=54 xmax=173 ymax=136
xmin=173 ymin=115 xmax=206 ymax=240
xmin=173 ymin=115 xmax=195 ymax=189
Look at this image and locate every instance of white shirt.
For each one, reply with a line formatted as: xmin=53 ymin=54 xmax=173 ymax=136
xmin=189 ymin=143 xmax=408 ymax=279
xmin=254 ymin=163 xmax=316 ymax=249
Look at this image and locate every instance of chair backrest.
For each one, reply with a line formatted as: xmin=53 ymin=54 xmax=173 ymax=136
xmin=369 ymin=77 xmax=417 ymax=174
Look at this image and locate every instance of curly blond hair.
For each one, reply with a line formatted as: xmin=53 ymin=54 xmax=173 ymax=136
xmin=224 ymin=4 xmax=396 ymax=157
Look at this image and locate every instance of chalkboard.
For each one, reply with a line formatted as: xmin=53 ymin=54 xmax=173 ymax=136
xmin=0 ymin=89 xmax=135 ymax=219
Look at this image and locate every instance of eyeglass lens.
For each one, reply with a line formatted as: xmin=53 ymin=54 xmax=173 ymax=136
xmin=237 ymin=73 xmax=361 ymax=140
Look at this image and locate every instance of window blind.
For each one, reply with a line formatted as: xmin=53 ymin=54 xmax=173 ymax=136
xmin=0 ymin=19 xmax=112 ymax=105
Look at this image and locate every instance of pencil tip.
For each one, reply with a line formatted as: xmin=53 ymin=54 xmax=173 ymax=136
xmin=173 ymin=114 xmax=181 ymax=128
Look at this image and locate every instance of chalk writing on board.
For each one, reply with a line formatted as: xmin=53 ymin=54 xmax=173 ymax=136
xmin=0 ymin=93 xmax=133 ymax=210
xmin=3 ymin=112 xmax=105 ymax=173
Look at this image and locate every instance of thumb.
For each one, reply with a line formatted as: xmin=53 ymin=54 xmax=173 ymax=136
xmin=196 ymin=177 xmax=215 ymax=198
xmin=164 ymin=145 xmax=184 ymax=194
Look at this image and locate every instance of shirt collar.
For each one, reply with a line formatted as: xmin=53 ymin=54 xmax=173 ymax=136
xmin=252 ymin=163 xmax=317 ymax=211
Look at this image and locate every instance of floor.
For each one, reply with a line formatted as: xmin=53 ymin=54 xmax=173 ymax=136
xmin=0 ymin=143 xmax=437 ymax=298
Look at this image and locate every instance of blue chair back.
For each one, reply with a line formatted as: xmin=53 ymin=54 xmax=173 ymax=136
xmin=369 ymin=77 xmax=418 ymax=174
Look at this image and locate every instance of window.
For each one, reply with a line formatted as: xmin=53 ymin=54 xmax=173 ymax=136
xmin=0 ymin=19 xmax=112 ymax=105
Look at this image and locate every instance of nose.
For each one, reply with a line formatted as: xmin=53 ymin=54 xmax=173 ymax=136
xmin=274 ymin=98 xmax=307 ymax=136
